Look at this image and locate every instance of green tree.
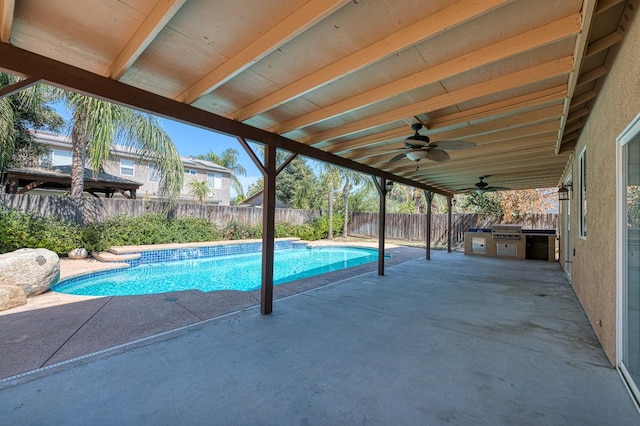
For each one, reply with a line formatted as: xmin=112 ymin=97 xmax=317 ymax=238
xmin=0 ymin=74 xmax=64 ymax=170
xmin=321 ymin=164 xmax=341 ymax=239
xmin=194 ymin=148 xmax=246 ymax=198
xmin=348 ymin=183 xmax=378 ymax=213
xmin=53 ymin=90 xmax=184 ymax=200
xmin=242 ymin=148 xmax=317 ymax=209
xmin=187 ymin=180 xmax=211 ymax=204
xmin=339 ymin=169 xmax=369 ymax=237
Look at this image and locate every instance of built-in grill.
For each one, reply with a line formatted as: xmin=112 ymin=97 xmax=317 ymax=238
xmin=491 ymin=224 xmax=522 ymax=240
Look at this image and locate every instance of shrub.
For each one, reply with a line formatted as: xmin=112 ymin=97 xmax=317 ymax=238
xmin=168 ymin=217 xmax=220 ymax=243
xmin=0 ymin=207 xmax=82 ymax=255
xmin=83 ymin=213 xmax=222 ymax=250
xmin=0 ymin=208 xmax=345 ymax=255
xmin=310 ymin=214 xmax=343 ymax=239
xmin=274 ymin=222 xmax=317 ymax=240
xmin=222 ymin=221 xmax=262 ymax=240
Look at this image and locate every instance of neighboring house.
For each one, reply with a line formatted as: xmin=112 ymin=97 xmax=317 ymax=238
xmin=240 ymin=189 xmax=289 ymax=208
xmin=29 ymin=131 xmax=232 ymax=205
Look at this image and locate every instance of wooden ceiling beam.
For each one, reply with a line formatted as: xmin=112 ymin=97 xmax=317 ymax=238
xmin=0 ymin=76 xmax=40 ymax=99
xmin=570 ymin=90 xmax=597 ymax=107
xmin=109 ymin=0 xmax=187 ymax=79
xmin=585 ymin=31 xmax=623 ymax=58
xmin=272 ymin=13 xmax=581 ymax=135
xmin=595 ymin=0 xmax=625 ymax=15
xmin=178 ymin=0 xmax=350 ymax=104
xmin=379 ymin=146 xmax=559 ymax=175
xmin=423 ymin=86 xmax=567 ymax=134
xmin=435 ymin=170 xmax=565 ymax=186
xmin=0 ymin=42 xmax=448 ymax=196
xmin=554 ymin=0 xmax=598 ymax=155
xmin=231 ymin=0 xmax=513 ymax=121
xmin=323 ymin=87 xmax=566 ymax=154
xmin=576 ymin=66 xmax=608 ymax=86
xmin=300 ymin=56 xmax=574 ymax=146
xmin=388 ymin=147 xmax=566 ymax=175
xmin=352 ymin=132 xmax=557 ymax=164
xmin=407 ymin=159 xmax=569 ymax=185
xmin=0 ymin=0 xmax=14 ymax=42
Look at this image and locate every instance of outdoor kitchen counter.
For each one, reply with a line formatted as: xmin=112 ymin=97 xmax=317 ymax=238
xmin=464 ymin=229 xmax=557 ymax=262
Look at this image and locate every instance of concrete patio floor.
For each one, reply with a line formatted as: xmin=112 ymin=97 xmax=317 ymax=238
xmin=1 ymin=250 xmax=638 ymax=425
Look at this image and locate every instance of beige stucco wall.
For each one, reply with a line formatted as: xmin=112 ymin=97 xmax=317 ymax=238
xmin=563 ymin=13 xmax=640 ymax=364
xmin=103 ymin=159 xmax=232 ymax=206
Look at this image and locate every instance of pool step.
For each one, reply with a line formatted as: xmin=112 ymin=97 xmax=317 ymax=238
xmin=91 ymin=251 xmax=141 ymax=263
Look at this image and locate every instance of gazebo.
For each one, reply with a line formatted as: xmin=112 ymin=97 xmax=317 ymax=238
xmin=2 ymin=165 xmax=141 ymax=199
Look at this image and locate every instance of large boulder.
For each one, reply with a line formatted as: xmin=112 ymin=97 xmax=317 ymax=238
xmin=0 ymin=285 xmax=27 ymax=311
xmin=0 ymin=248 xmax=60 ymax=296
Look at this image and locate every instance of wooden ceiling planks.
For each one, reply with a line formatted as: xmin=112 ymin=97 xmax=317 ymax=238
xmin=2 ymin=0 xmax=633 ymax=193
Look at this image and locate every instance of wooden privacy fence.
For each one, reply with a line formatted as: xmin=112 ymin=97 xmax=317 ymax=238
xmin=348 ymin=211 xmax=558 ymax=246
xmin=1 ymin=194 xmax=558 ymax=245
xmin=0 ymin=193 xmax=319 ymax=226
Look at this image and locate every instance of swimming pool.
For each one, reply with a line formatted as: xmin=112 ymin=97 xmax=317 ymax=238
xmin=53 ymin=245 xmax=379 ymax=296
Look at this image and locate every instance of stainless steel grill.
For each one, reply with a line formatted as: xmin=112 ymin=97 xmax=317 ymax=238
xmin=491 ymin=224 xmax=522 ymax=240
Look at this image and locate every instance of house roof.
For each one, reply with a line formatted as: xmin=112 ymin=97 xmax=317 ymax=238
xmin=3 ymin=165 xmax=142 ymax=196
xmin=0 ymin=0 xmax=633 ymax=194
xmin=31 ymin=130 xmax=231 ymax=174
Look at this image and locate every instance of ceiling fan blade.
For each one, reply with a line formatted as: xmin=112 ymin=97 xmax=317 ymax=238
xmin=426 ymin=149 xmax=450 ymax=162
xmin=485 ymin=186 xmax=510 ymax=191
xmin=389 ymin=153 xmax=408 ymax=163
xmin=429 ymin=140 xmax=476 ymax=151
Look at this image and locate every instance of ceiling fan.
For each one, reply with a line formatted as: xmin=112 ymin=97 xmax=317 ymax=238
xmin=461 ymin=176 xmax=510 ymax=194
xmin=389 ymin=123 xmax=476 ymax=169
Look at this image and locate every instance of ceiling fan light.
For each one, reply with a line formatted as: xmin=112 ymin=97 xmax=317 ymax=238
xmin=406 ymin=150 xmax=429 ymax=161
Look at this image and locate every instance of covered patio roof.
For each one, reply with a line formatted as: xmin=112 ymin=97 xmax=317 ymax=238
xmin=0 ymin=0 xmax=632 ymax=194
xmin=2 ymin=165 xmax=142 ymax=198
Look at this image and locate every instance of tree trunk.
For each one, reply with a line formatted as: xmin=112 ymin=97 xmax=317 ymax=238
xmin=328 ymin=192 xmax=333 ymax=240
xmin=70 ymin=113 xmax=89 ymax=201
xmin=342 ymin=178 xmax=350 ymax=238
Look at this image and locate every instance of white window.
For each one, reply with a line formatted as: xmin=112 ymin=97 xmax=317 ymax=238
xmin=51 ymin=149 xmax=73 ymax=166
xmin=578 ymin=147 xmax=587 ymax=238
xmin=120 ymin=159 xmax=135 ymax=176
xmin=207 ymin=172 xmax=222 ymax=190
xmin=185 ymin=169 xmax=197 ymax=175
xmin=149 ymin=165 xmax=160 ymax=182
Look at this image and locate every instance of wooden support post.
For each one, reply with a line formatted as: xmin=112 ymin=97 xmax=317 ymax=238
xmin=374 ymin=177 xmax=388 ymax=276
xmin=447 ymin=196 xmax=452 ymax=253
xmin=261 ymin=144 xmax=277 ymax=314
xmin=424 ymin=190 xmax=433 ymax=260
xmin=237 ymin=137 xmax=277 ymax=315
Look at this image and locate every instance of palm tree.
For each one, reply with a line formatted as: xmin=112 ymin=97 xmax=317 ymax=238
xmin=339 ymin=169 xmax=369 ymax=238
xmin=187 ymin=180 xmax=211 ymax=204
xmin=0 ymin=74 xmax=63 ymax=170
xmin=53 ymin=90 xmax=183 ymax=200
xmin=195 ymin=148 xmax=246 ymax=198
xmin=321 ymin=164 xmax=341 ymax=240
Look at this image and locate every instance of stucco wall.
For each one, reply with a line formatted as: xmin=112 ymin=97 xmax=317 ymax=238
xmin=567 ymin=11 xmax=640 ymax=364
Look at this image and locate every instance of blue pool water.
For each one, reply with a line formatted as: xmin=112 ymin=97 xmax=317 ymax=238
xmin=53 ymin=246 xmax=379 ymax=296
